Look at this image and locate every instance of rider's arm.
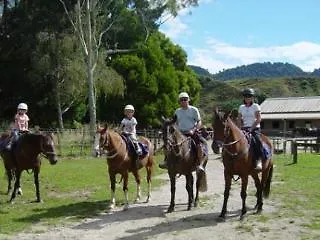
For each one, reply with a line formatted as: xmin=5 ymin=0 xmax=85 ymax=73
xmin=251 ymin=111 xmax=262 ymax=131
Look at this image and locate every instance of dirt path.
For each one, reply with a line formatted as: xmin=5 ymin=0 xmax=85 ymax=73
xmin=7 ymin=143 xmax=316 ymax=240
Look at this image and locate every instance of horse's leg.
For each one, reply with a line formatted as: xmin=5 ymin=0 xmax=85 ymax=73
xmin=251 ymin=173 xmax=263 ymax=212
xmin=167 ymin=172 xmax=176 ymax=213
xmin=186 ymin=173 xmax=194 ymax=211
xmin=145 ymin=162 xmax=152 ymax=202
xmin=122 ymin=172 xmax=129 ymax=211
xmin=6 ymin=169 xmax=13 ymax=195
xmin=219 ymin=171 xmax=232 ymax=218
xmin=240 ymin=175 xmax=249 ymax=220
xmin=132 ymin=170 xmax=141 ymax=203
xmin=34 ymin=168 xmax=42 ymax=202
xmin=195 ymin=172 xmax=200 ymax=207
xmin=9 ymin=170 xmax=21 ymax=203
xmin=109 ymin=171 xmax=116 ymax=209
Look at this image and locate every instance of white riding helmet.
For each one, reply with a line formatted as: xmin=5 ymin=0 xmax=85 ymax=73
xmin=124 ymin=104 xmax=135 ymax=111
xmin=17 ymin=103 xmax=28 ymax=110
xmin=178 ymin=92 xmax=189 ymax=100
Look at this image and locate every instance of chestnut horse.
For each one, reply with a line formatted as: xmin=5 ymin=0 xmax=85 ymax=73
xmin=0 ymin=132 xmax=58 ymax=202
xmin=162 ymin=117 xmax=208 ymax=213
xmin=212 ymin=108 xmax=273 ymax=219
xmin=98 ymin=126 xmax=153 ymax=210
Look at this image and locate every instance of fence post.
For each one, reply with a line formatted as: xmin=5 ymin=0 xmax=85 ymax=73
xmin=292 ymin=141 xmax=297 ymax=164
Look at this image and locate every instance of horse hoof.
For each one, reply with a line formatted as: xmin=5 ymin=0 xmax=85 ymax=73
xmin=17 ymin=188 xmax=23 ymax=196
xmin=167 ymin=207 xmax=174 ymax=213
xmin=145 ymin=197 xmax=151 ymax=203
xmin=108 ymin=203 xmax=115 ymax=209
xmin=123 ymin=205 xmax=129 ymax=211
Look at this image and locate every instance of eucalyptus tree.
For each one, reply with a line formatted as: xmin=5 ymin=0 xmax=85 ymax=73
xmin=57 ymin=0 xmax=200 ymax=141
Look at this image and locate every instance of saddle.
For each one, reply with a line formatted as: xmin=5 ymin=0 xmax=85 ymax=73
xmin=241 ymin=130 xmax=271 ymax=161
xmin=121 ymin=134 xmax=149 ymax=158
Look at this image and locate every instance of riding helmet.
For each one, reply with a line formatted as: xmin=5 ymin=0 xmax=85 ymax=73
xmin=17 ymin=103 xmax=28 ymax=110
xmin=242 ymin=88 xmax=255 ymax=97
xmin=178 ymin=92 xmax=190 ymax=100
xmin=124 ymin=104 xmax=135 ymax=111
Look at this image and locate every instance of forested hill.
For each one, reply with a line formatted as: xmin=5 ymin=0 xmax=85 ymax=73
xmin=189 ymin=62 xmax=320 ymax=81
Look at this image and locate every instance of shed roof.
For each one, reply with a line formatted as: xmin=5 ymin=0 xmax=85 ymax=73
xmin=260 ymin=96 xmax=320 ymax=120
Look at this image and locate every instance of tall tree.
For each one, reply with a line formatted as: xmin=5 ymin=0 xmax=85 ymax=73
xmin=58 ymin=0 xmax=200 ymax=141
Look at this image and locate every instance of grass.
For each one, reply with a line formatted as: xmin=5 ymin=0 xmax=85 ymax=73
xmin=270 ymin=154 xmax=320 ymax=230
xmin=1 ymin=152 xmax=320 ymax=236
xmin=0 ymin=154 xmax=166 ymax=235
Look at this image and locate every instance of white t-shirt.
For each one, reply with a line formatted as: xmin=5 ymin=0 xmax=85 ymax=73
xmin=121 ymin=117 xmax=137 ymax=136
xmin=175 ymin=106 xmax=201 ymax=133
xmin=239 ymin=103 xmax=261 ymax=128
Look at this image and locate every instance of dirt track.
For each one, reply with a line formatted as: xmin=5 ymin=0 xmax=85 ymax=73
xmin=6 ymin=142 xmax=318 ymax=240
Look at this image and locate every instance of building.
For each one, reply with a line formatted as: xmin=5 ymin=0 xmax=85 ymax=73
xmin=260 ymin=96 xmax=320 ymax=135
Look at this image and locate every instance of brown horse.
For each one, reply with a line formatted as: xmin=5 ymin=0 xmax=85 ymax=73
xmin=212 ymin=108 xmax=273 ymax=219
xmin=162 ymin=117 xmax=208 ymax=213
xmin=98 ymin=126 xmax=153 ymax=210
xmin=0 ymin=132 xmax=58 ymax=202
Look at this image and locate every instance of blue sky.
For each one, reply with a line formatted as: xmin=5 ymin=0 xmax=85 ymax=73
xmin=160 ymin=0 xmax=320 ymax=74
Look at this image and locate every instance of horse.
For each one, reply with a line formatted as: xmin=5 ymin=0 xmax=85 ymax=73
xmin=0 ymin=132 xmax=58 ymax=202
xmin=162 ymin=117 xmax=208 ymax=213
xmin=97 ymin=125 xmax=153 ymax=210
xmin=212 ymin=108 xmax=273 ymax=219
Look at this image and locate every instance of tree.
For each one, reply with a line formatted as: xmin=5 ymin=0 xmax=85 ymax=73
xmin=58 ymin=0 xmax=200 ymax=141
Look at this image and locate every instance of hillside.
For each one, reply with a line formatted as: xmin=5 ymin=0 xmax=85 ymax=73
xmin=189 ymin=62 xmax=320 ymax=81
xmin=198 ymin=76 xmax=320 ymax=124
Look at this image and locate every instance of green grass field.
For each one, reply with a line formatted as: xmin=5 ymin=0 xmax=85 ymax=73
xmin=270 ymin=154 xmax=320 ymax=230
xmin=0 ymin=154 xmax=166 ymax=234
xmin=0 ymin=153 xmax=319 ymax=235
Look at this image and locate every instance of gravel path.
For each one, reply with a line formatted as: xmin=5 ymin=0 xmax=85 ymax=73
xmin=5 ymin=143 xmax=318 ymax=240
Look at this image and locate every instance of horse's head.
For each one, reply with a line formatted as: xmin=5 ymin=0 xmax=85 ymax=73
xmin=212 ymin=108 xmax=226 ymax=153
xmin=97 ymin=125 xmax=109 ymax=152
xmin=40 ymin=132 xmax=58 ymax=165
xmin=161 ymin=116 xmax=186 ymax=156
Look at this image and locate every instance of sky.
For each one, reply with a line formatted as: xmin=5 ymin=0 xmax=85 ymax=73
xmin=159 ymin=0 xmax=320 ymax=74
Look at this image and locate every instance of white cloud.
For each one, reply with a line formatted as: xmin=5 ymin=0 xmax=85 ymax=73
xmin=160 ymin=16 xmax=190 ymax=40
xmin=190 ymin=38 xmax=320 ymax=73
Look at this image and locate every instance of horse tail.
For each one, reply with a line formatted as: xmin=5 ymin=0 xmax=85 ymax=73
xmin=263 ymin=163 xmax=273 ymax=198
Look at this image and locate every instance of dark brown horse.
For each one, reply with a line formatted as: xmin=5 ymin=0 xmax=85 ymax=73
xmin=212 ymin=108 xmax=273 ymax=219
xmin=98 ymin=126 xmax=153 ymax=210
xmin=162 ymin=117 xmax=208 ymax=213
xmin=0 ymin=132 xmax=58 ymax=202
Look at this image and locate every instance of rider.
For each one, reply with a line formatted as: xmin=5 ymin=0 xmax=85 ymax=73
xmin=238 ymin=88 xmax=265 ymax=171
xmin=159 ymin=92 xmax=207 ymax=172
xmin=120 ymin=104 xmax=142 ymax=157
xmin=6 ymin=103 xmax=30 ymax=150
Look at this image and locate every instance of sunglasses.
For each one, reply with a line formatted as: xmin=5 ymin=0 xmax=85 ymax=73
xmin=180 ymin=98 xmax=189 ymax=102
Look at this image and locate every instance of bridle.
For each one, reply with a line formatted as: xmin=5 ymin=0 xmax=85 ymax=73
xmin=213 ymin=115 xmax=248 ymax=158
xmin=164 ymin=124 xmax=191 ymax=157
xmin=40 ymin=134 xmax=56 ymax=159
xmin=99 ymin=130 xmax=126 ymax=160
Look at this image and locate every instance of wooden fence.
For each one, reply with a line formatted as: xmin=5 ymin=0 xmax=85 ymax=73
xmin=50 ymin=128 xmax=163 ymax=157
